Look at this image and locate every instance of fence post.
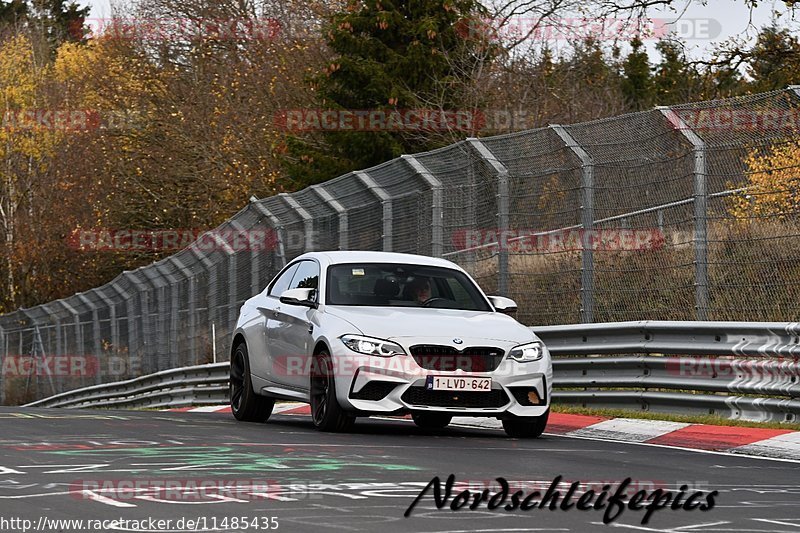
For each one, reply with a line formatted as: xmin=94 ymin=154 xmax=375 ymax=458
xmin=658 ymin=107 xmax=708 ymax=320
xmin=401 ymin=155 xmax=444 ymax=257
xmin=466 ymin=138 xmax=510 ymax=296
xmin=122 ymin=271 xmax=152 ymax=374
xmin=312 ymin=184 xmax=348 ymax=250
xmin=251 ymin=200 xmax=287 ymax=267
xmin=57 ymin=299 xmax=82 ymax=386
xmin=0 ymin=324 xmax=4 ymax=405
xmin=109 ymin=280 xmax=135 ymax=375
xmin=189 ymin=244 xmax=217 ymax=365
xmin=154 ymin=263 xmax=181 ymax=369
xmin=279 ymin=193 xmax=315 ymax=252
xmin=211 ymin=229 xmax=238 ymax=348
xmin=94 ymin=288 xmax=119 ymax=359
xmin=140 ymin=268 xmax=169 ymax=372
xmin=76 ymin=293 xmax=102 ymax=384
xmin=170 ymin=256 xmax=196 ymax=365
xmin=42 ymin=304 xmax=63 ymax=357
xmin=550 ymin=125 xmax=595 ymax=323
xmin=356 ymin=171 xmax=393 ymax=252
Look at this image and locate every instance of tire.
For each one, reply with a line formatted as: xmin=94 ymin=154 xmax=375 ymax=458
xmin=502 ymin=409 xmax=549 ymax=438
xmin=412 ymin=413 xmax=452 ymax=429
xmin=230 ymin=342 xmax=275 ymax=422
xmin=310 ymin=350 xmax=355 ymax=432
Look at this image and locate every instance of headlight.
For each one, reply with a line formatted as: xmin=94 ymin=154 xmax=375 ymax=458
xmin=508 ymin=341 xmax=544 ymax=362
xmin=340 ymin=334 xmax=405 ymax=357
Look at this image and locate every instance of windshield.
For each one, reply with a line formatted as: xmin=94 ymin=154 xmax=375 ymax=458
xmin=325 ymin=263 xmax=492 ymax=311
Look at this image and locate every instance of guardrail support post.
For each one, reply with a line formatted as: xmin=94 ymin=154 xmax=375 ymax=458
xmin=356 ymin=171 xmax=393 ymax=252
xmin=467 ymin=138 xmax=510 ymax=296
xmin=659 ymin=107 xmax=709 ymax=320
xmin=550 ymin=125 xmax=595 ymax=323
xmin=402 ymin=155 xmax=444 ymax=258
xmin=312 ymin=184 xmax=348 ymax=250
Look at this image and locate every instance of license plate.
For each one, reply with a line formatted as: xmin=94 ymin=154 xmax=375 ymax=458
xmin=426 ymin=375 xmax=492 ymax=392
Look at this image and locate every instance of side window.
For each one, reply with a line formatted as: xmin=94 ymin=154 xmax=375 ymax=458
xmin=289 ymin=261 xmax=320 ymax=296
xmin=268 ymin=263 xmax=299 ymax=296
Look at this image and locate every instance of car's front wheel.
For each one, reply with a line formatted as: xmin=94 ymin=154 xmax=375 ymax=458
xmin=412 ymin=413 xmax=452 ymax=429
xmin=502 ymin=409 xmax=549 ymax=438
xmin=230 ymin=342 xmax=275 ymax=422
xmin=310 ymin=350 xmax=355 ymax=432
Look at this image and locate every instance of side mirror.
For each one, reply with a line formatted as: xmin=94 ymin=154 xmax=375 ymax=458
xmin=279 ymin=288 xmax=317 ymax=308
xmin=488 ymin=295 xmax=518 ymax=315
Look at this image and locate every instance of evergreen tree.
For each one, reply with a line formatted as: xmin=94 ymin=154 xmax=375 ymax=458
xmin=280 ymin=0 xmax=493 ymax=185
xmin=0 ymin=0 xmax=89 ymax=46
xmin=620 ymin=36 xmax=653 ymax=110
xmin=747 ymin=25 xmax=800 ymax=92
xmin=653 ymin=39 xmax=699 ymax=104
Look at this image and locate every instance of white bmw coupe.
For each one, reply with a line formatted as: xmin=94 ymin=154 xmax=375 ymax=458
xmin=229 ymin=251 xmax=552 ymax=437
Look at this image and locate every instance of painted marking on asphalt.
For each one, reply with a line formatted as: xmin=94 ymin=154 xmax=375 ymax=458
xmin=81 ymin=489 xmax=136 ymax=508
xmin=649 ymin=424 xmax=793 ymax=451
xmin=752 ymin=518 xmax=800 ymax=528
xmin=185 ymin=405 xmax=229 ymax=412
xmin=734 ymin=431 xmax=800 ymax=459
xmin=568 ymin=418 xmax=690 ymax=443
xmin=545 ymin=432 xmax=800 ymax=464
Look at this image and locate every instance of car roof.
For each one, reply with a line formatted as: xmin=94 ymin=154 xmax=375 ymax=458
xmin=293 ymin=251 xmax=464 ymax=270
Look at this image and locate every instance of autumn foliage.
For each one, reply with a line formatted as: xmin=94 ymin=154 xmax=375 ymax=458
xmin=731 ymin=140 xmax=800 ymax=220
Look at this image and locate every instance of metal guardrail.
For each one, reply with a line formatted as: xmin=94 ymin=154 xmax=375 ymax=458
xmin=534 ymin=320 xmax=800 ymax=357
xmin=24 ymin=363 xmax=229 ymax=409
xmin=24 ymin=321 xmax=800 ymax=423
xmin=536 ymin=321 xmax=800 ymax=422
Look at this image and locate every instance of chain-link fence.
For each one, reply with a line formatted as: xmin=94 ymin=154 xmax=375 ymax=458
xmin=4 ymin=87 xmax=800 ymax=404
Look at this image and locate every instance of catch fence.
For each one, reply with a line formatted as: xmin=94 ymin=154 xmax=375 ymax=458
xmin=4 ymin=87 xmax=800 ymax=403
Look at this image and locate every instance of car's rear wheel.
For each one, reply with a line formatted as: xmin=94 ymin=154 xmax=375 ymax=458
xmin=502 ymin=409 xmax=549 ymax=438
xmin=412 ymin=413 xmax=452 ymax=429
xmin=310 ymin=350 xmax=355 ymax=432
xmin=230 ymin=342 xmax=275 ymax=422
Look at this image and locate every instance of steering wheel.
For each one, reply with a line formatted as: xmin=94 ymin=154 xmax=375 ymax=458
xmin=422 ymin=297 xmax=448 ymax=307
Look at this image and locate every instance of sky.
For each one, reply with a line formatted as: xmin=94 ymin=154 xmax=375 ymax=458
xmin=82 ymin=0 xmax=798 ymax=60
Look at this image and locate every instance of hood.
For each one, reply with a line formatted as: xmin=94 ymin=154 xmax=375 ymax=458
xmin=324 ymin=306 xmax=535 ymax=344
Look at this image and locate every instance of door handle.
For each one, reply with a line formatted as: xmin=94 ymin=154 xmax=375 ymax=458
xmin=273 ymin=307 xmax=280 ymax=318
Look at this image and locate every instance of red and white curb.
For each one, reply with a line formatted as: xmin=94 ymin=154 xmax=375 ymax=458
xmin=167 ymin=403 xmax=800 ymax=461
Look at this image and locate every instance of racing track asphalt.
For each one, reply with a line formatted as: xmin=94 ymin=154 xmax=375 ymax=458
xmin=0 ymin=406 xmax=799 ymax=533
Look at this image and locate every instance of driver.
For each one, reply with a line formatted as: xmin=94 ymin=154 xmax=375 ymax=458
xmin=407 ymin=277 xmax=432 ymax=304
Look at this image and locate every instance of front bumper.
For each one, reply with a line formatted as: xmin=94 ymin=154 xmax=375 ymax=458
xmin=330 ymin=338 xmax=552 ymax=418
